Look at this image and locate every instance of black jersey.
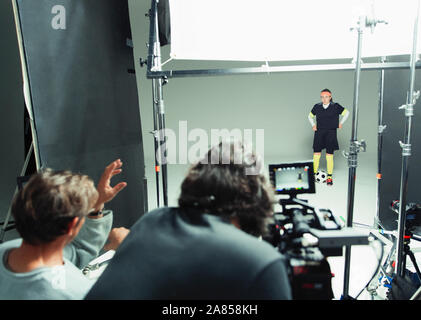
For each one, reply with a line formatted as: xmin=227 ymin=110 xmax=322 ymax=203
xmin=311 ymin=102 xmax=345 ymax=130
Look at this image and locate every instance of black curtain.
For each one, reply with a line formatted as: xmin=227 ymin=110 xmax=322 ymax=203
xmin=16 ymin=0 xmax=147 ymax=228
xmin=379 ymin=56 xmax=421 ymax=230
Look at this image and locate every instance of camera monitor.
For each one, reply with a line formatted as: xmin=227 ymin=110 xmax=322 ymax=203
xmin=269 ymin=161 xmax=315 ymax=195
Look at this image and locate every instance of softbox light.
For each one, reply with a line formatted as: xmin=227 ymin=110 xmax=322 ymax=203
xmin=168 ymin=0 xmax=421 ymax=62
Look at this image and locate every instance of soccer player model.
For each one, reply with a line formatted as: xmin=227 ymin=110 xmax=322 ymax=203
xmin=308 ymin=89 xmax=349 ymax=186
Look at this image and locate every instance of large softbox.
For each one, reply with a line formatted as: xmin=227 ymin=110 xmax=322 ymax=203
xmin=14 ymin=0 xmax=147 ymax=227
xmin=168 ymin=0 xmax=421 ymax=62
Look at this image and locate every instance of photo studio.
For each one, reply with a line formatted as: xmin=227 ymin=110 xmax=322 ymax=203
xmin=1 ymin=0 xmax=421 ymax=304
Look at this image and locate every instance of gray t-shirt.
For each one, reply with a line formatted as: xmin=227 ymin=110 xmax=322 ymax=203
xmin=0 ymin=210 xmax=113 ymax=300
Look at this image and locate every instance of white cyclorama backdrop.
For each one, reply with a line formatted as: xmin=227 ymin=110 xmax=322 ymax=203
xmin=169 ymin=0 xmax=421 ymax=62
xmin=128 ymin=1 xmax=410 ymax=299
xmin=128 ymin=0 xmax=380 ymax=224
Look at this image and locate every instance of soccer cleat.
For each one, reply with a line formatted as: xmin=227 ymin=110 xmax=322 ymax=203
xmin=326 ymin=176 xmax=333 ymax=186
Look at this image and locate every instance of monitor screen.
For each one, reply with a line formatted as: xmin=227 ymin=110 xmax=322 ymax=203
xmin=269 ymin=161 xmax=315 ymax=195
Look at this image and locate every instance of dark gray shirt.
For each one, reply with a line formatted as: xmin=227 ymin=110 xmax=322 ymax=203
xmin=86 ymin=207 xmax=292 ymax=300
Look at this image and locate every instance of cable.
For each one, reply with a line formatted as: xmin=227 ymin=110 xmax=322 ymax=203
xmin=354 ymin=238 xmax=385 ymax=299
xmin=352 ymin=222 xmax=372 ymax=229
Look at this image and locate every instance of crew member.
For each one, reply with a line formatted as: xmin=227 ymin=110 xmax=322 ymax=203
xmin=86 ymin=142 xmax=292 ymax=300
xmin=308 ymin=89 xmax=349 ymax=186
xmin=0 ymin=160 xmax=128 ymax=299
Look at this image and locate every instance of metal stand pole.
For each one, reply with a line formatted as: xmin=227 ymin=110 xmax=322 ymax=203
xmin=395 ymin=0 xmax=420 ymax=278
xmin=147 ymin=0 xmax=169 ymax=207
xmin=342 ymin=15 xmax=365 ymax=299
xmin=342 ymin=12 xmax=387 ymax=298
xmin=375 ymin=57 xmax=387 ymax=230
xmin=12 ymin=0 xmax=41 ymax=171
xmin=1 ymin=0 xmax=43 ymax=243
xmin=151 ymin=80 xmax=161 ymax=207
xmin=0 ymin=143 xmax=34 ymax=243
xmin=157 ymin=78 xmax=169 ymax=207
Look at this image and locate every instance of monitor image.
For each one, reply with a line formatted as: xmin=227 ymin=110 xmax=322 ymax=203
xmin=269 ymin=161 xmax=315 ymax=195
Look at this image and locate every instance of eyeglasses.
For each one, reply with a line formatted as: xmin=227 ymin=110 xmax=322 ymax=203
xmin=320 ymin=96 xmax=331 ymax=98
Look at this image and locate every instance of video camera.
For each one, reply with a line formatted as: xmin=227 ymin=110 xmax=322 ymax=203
xmin=265 ymin=161 xmax=369 ymax=300
xmin=390 ymin=200 xmax=421 ymax=237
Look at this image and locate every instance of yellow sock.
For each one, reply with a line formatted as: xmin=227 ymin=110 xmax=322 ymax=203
xmin=326 ymin=154 xmax=334 ymax=175
xmin=313 ymin=153 xmax=321 ymax=173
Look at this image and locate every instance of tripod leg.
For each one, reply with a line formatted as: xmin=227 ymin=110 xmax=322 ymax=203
xmin=402 ymin=251 xmax=407 ymax=275
xmin=407 ymin=250 xmax=421 ymax=282
xmin=0 ymin=143 xmax=33 ymax=243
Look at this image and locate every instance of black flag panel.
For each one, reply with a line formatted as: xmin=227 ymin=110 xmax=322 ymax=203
xmin=379 ymin=63 xmax=421 ymax=230
xmin=16 ymin=0 xmax=147 ymax=227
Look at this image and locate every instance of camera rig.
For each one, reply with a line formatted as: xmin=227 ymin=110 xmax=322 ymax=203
xmin=266 ymin=161 xmax=370 ymax=299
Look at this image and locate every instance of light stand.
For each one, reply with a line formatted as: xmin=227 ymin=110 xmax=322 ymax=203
xmin=0 ymin=0 xmax=43 ymax=243
xmin=342 ymin=14 xmax=386 ymax=300
xmin=375 ymin=56 xmax=387 ymax=231
xmin=353 ymin=56 xmax=393 ymax=300
xmin=358 ymin=1 xmax=421 ymax=298
xmin=147 ymin=0 xmax=169 ymax=207
xmin=11 ymin=0 xmax=41 ymax=171
xmin=151 ymin=79 xmax=161 ymax=207
xmin=395 ymin=0 xmax=421 ymax=278
xmin=0 ymin=143 xmax=34 ymax=243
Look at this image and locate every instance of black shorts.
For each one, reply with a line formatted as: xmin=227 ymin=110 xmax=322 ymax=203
xmin=313 ymin=129 xmax=339 ymax=154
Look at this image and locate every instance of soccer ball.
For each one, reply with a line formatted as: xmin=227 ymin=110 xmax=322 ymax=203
xmin=315 ymin=170 xmax=327 ymax=183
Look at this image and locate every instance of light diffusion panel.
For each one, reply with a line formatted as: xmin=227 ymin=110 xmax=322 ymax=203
xmin=15 ymin=0 xmax=147 ymax=227
xmin=169 ymin=0 xmax=421 ymax=61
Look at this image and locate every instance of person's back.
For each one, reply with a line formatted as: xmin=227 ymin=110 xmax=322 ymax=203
xmin=0 ymin=159 xmax=127 ymax=300
xmin=0 ymin=239 xmax=95 ymax=300
xmin=86 ymin=206 xmax=291 ymax=299
xmin=87 ymin=142 xmax=292 ymax=300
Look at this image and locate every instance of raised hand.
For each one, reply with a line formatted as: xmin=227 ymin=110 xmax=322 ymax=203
xmin=94 ymin=159 xmax=127 ymax=212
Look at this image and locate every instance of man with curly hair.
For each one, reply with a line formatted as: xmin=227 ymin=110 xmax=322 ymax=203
xmin=86 ymin=141 xmax=292 ymax=300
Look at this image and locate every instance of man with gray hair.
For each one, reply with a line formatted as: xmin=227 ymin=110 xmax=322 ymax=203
xmin=0 ymin=159 xmax=128 ymax=299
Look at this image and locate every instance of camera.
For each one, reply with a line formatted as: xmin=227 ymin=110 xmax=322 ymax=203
xmin=390 ymin=200 xmax=421 ymax=236
xmin=265 ymin=161 xmax=369 ymax=299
